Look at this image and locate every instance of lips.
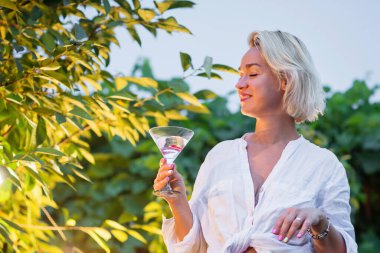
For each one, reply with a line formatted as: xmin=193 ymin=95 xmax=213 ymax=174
xmin=239 ymin=93 xmax=252 ymax=102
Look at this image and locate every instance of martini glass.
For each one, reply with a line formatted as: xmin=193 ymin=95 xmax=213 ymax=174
xmin=149 ymin=126 xmax=194 ymax=198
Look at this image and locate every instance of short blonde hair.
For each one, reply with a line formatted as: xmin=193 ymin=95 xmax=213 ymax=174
xmin=248 ymin=30 xmax=325 ymax=122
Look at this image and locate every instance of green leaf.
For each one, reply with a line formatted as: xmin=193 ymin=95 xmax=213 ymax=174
xmin=137 ymin=9 xmax=156 ymax=22
xmin=125 ymin=77 xmax=158 ymax=89
xmin=175 ymin=92 xmax=202 ymax=106
xmin=0 ymin=180 xmax=12 ymax=202
xmin=111 ymin=230 xmax=128 ymax=242
xmin=132 ymin=0 xmax=140 ymax=9
xmin=0 ymin=224 xmax=12 ymax=245
xmin=6 ymin=93 xmax=23 ymax=105
xmin=127 ymin=26 xmax=141 ymax=46
xmin=177 ymin=104 xmax=210 ymax=114
xmin=39 ymin=70 xmax=71 ymax=89
xmin=103 ymin=0 xmax=111 ymax=14
xmin=154 ymin=0 xmax=195 ymax=14
xmin=34 ymin=147 xmax=66 ymax=157
xmin=0 ymin=217 xmax=27 ymax=233
xmin=127 ymin=229 xmax=147 ymax=244
xmin=36 ymin=117 xmax=47 ymax=145
xmin=41 ymin=32 xmax=56 ymax=52
xmin=55 ymin=112 xmax=66 ymax=124
xmin=157 ymin=16 xmax=191 ymax=34
xmin=94 ymin=228 xmax=112 ymax=241
xmin=81 ymin=76 xmax=102 ymax=91
xmin=30 ymin=6 xmax=43 ymax=22
xmin=212 ymin=64 xmax=239 ymax=75
xmin=107 ymin=95 xmax=135 ymax=101
xmin=72 ymin=169 xmax=92 ymax=182
xmin=194 ymin=90 xmax=218 ymax=100
xmin=0 ymin=0 xmax=19 ymax=11
xmin=197 ymin=72 xmax=222 ymax=80
xmin=74 ymin=24 xmax=87 ymax=41
xmin=202 ymin=56 xmax=213 ymax=78
xmin=40 ymin=62 xmax=61 ymax=71
xmin=118 ymin=212 xmax=137 ymax=223
xmin=87 ymin=230 xmax=110 ymax=253
xmin=69 ymin=106 xmax=93 ymax=120
xmin=180 ymin=52 xmax=192 ymax=72
xmin=79 ymin=148 xmax=95 ymax=164
xmin=25 ymin=173 xmax=37 ymax=191
xmin=14 ymin=58 xmax=23 ymax=77
xmin=104 ymin=220 xmax=128 ymax=231
xmin=131 ymin=224 xmax=161 ymax=235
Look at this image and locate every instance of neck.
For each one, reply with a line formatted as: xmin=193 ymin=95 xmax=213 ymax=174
xmin=252 ymin=114 xmax=299 ymax=145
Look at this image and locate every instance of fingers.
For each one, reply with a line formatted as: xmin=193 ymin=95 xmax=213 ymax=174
xmin=153 ymin=175 xmax=170 ymax=191
xmin=278 ymin=208 xmax=297 ymax=242
xmin=297 ymin=218 xmax=312 ymax=239
xmin=285 ymin=215 xmax=305 ymax=241
xmin=272 ymin=208 xmax=304 ymax=243
xmin=272 ymin=211 xmax=286 ymax=235
xmin=153 ymin=158 xmax=175 ymax=191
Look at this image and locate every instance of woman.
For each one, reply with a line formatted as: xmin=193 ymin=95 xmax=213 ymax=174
xmin=153 ymin=30 xmax=357 ymax=253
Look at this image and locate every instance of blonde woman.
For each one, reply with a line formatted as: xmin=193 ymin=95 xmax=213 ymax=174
xmin=153 ymin=30 xmax=357 ymax=253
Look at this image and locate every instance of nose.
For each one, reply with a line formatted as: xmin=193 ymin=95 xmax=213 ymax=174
xmin=235 ymin=76 xmax=248 ymax=89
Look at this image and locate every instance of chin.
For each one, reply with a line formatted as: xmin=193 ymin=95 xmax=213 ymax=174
xmin=240 ymin=107 xmax=257 ymax=118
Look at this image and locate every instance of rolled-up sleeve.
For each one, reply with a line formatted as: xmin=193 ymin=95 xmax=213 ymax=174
xmin=320 ymin=162 xmax=358 ymax=253
xmin=162 ymin=206 xmax=207 ymax=253
xmin=161 ymin=150 xmax=214 ymax=253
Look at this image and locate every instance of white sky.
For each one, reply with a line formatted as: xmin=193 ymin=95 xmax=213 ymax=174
xmin=107 ymin=0 xmax=380 ymax=111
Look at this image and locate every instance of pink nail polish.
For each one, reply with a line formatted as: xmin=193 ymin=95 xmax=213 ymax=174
xmin=272 ymin=228 xmax=277 ymax=234
xmin=297 ymin=233 xmax=303 ymax=238
xmin=278 ymin=235 xmax=283 ymax=241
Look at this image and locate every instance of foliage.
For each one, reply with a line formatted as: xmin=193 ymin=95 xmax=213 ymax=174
xmin=308 ymin=81 xmax=380 ymax=253
xmin=0 ymin=0 xmax=238 ymax=252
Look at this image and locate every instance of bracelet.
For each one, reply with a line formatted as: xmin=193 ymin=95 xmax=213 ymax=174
xmin=307 ymin=220 xmax=330 ymax=240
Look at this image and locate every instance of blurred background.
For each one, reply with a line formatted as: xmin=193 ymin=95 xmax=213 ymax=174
xmin=108 ymin=0 xmax=380 ymax=110
xmin=0 ymin=0 xmax=379 ymax=252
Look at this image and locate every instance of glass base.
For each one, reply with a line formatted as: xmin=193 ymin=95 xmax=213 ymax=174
xmin=153 ymin=189 xmax=182 ymax=199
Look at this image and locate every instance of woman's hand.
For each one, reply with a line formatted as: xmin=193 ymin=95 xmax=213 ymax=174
xmin=271 ymin=207 xmax=329 ymax=243
xmin=153 ymin=158 xmax=187 ymax=203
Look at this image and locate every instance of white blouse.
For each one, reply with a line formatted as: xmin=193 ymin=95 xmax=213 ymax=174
xmin=162 ymin=136 xmax=357 ymax=253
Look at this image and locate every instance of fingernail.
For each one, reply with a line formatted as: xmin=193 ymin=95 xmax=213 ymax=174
xmin=283 ymin=237 xmax=289 ymax=243
xmin=170 ymin=164 xmax=175 ymax=169
xmin=278 ymin=235 xmax=283 ymax=241
xmin=168 ymin=170 xmax=173 ymax=174
xmin=297 ymin=233 xmax=303 ymax=238
xmin=272 ymin=228 xmax=277 ymax=234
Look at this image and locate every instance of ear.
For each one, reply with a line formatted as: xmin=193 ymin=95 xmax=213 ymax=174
xmin=279 ymin=72 xmax=287 ymax=91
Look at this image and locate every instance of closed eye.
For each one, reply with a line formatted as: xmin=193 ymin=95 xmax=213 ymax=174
xmin=249 ymin=74 xmax=258 ymax=77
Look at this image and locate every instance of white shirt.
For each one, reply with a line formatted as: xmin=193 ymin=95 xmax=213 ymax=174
xmin=162 ymin=136 xmax=357 ymax=253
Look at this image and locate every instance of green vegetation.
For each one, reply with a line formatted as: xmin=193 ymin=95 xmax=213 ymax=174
xmin=0 ymin=0 xmax=233 ymax=252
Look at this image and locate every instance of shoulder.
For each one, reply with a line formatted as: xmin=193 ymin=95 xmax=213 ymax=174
xmin=196 ymin=138 xmax=244 ymax=177
xmin=205 ymin=138 xmax=244 ymax=161
xmin=301 ymin=137 xmax=347 ymax=177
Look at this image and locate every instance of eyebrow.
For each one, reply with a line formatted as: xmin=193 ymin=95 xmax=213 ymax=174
xmin=238 ymin=63 xmax=262 ymax=71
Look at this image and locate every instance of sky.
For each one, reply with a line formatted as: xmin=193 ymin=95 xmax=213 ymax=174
xmin=107 ymin=0 xmax=380 ymax=111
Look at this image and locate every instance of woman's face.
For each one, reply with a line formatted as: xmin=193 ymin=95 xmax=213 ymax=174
xmin=236 ymin=47 xmax=285 ymax=119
